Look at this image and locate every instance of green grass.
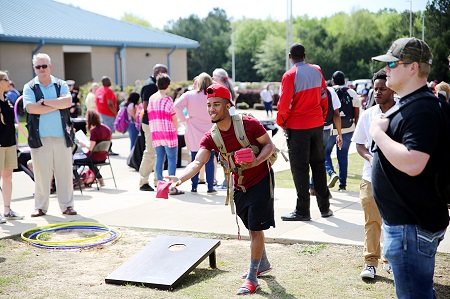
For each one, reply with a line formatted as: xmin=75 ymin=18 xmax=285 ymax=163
xmin=275 ymin=152 xmax=365 ymax=192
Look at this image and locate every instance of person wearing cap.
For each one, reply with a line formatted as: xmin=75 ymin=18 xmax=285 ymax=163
xmin=166 ymin=83 xmax=276 ymax=295
xmin=277 ymin=42 xmax=333 ymax=222
xmin=67 ymin=80 xmax=80 ymax=118
xmin=370 ymin=37 xmax=448 ymax=298
xmin=325 ymin=70 xmax=360 ymax=192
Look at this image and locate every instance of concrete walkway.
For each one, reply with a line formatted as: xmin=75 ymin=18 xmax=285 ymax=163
xmin=2 ymin=109 xmax=450 ymax=253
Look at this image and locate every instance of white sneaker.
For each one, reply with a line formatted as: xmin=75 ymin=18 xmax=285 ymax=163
xmin=360 ymin=265 xmax=376 ymax=279
xmin=383 ymin=263 xmax=393 ymax=275
xmin=4 ymin=210 xmax=24 ymax=220
xmin=328 ymin=172 xmax=339 ymax=188
xmin=0 ymin=216 xmax=6 ymax=224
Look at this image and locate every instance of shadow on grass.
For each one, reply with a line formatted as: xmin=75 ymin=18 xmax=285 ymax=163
xmin=259 ymin=275 xmax=297 ymax=299
xmin=174 ymin=267 xmax=227 ymax=290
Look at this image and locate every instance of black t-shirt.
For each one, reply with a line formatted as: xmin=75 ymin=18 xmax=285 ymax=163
xmin=70 ymin=90 xmax=80 ymax=118
xmin=0 ymin=97 xmax=16 ymax=147
xmin=140 ymin=76 xmax=158 ymax=125
xmin=372 ymin=85 xmax=449 ymax=233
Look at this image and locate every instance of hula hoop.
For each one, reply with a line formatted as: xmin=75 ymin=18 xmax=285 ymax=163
xmin=14 ymin=96 xmax=28 ymax=139
xmin=21 ymin=222 xmax=121 ymax=250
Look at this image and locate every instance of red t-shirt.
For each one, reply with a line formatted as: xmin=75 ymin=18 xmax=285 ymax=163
xmin=89 ymin=124 xmax=112 ymax=161
xmin=95 ymin=86 xmax=117 ymax=116
xmin=200 ymin=116 xmax=269 ymax=190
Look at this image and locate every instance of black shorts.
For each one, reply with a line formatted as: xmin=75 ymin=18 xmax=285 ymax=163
xmin=234 ymin=170 xmax=275 ymax=231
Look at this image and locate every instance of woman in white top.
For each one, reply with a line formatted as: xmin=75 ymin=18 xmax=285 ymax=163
xmin=84 ymin=82 xmax=99 ymax=111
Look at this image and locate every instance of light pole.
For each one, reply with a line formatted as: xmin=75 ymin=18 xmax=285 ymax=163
xmin=407 ymin=0 xmax=412 ymax=37
xmin=285 ymin=0 xmax=293 ymax=71
xmin=231 ymin=26 xmax=235 ymax=82
xmin=421 ymin=11 xmax=424 ymax=40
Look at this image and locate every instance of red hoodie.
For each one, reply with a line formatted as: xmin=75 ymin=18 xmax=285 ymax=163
xmin=276 ymin=62 xmax=328 ymax=129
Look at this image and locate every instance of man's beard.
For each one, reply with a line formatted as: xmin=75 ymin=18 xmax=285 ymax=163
xmin=211 ymin=118 xmax=223 ymax=124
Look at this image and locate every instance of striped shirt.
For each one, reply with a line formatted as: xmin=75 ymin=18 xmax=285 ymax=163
xmin=148 ymin=95 xmax=178 ymax=148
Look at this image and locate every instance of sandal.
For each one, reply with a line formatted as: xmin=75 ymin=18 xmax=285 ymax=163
xmin=236 ymin=279 xmax=260 ymax=295
xmin=240 ymin=266 xmax=272 ymax=279
xmin=169 ymin=188 xmax=185 ymax=196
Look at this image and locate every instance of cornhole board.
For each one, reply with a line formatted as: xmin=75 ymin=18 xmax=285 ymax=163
xmin=105 ymin=235 xmax=221 ymax=290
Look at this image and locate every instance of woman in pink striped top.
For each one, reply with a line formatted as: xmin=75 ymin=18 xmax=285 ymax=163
xmin=148 ymin=73 xmax=183 ymax=195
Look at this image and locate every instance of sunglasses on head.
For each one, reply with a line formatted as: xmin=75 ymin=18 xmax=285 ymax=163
xmin=34 ymin=64 xmax=48 ymax=70
xmin=386 ymin=60 xmax=412 ymax=69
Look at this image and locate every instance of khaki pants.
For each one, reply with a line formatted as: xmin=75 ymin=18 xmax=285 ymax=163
xmin=360 ymin=179 xmax=388 ymax=267
xmin=30 ymin=137 xmax=74 ymax=213
xmin=139 ymin=123 xmax=156 ymax=187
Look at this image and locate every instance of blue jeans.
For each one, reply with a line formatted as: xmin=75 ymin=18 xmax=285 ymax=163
xmin=100 ymin=114 xmax=115 ymax=133
xmin=155 ymin=145 xmax=178 ymax=181
xmin=325 ymin=131 xmax=353 ymax=187
xmin=190 ymin=151 xmax=215 ymax=191
xmin=310 ymin=129 xmax=331 ymax=189
xmin=127 ymin=122 xmax=139 ymax=149
xmin=382 ymin=223 xmax=445 ymax=299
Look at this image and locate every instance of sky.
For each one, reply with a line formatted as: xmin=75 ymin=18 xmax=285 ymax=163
xmin=55 ymin=0 xmax=429 ymax=29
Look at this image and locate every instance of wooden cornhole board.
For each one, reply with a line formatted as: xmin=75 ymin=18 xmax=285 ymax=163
xmin=105 ymin=235 xmax=221 ymax=290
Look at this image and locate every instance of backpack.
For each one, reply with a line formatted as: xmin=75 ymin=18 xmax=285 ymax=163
xmin=80 ymin=168 xmax=96 ymax=186
xmin=334 ymin=87 xmax=355 ymax=128
xmin=211 ymin=114 xmax=288 ymax=213
xmin=114 ymin=106 xmax=129 ymax=133
xmin=383 ymin=91 xmax=450 ymax=205
xmin=134 ymin=103 xmax=144 ymax=131
xmin=324 ymin=88 xmax=334 ymax=126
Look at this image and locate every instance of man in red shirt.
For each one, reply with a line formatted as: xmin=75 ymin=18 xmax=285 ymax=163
xmin=166 ymin=84 xmax=276 ymax=295
xmin=95 ymin=76 xmax=117 ymax=155
xmin=277 ymin=43 xmax=333 ymax=221
xmin=95 ymin=76 xmax=117 ymax=132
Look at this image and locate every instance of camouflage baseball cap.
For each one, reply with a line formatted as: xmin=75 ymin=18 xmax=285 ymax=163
xmin=372 ymin=37 xmax=433 ymax=65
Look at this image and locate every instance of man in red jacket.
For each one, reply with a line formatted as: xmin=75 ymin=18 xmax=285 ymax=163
xmin=277 ymin=43 xmax=333 ymax=221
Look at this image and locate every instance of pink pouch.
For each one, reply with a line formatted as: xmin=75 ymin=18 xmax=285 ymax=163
xmin=235 ymin=148 xmax=253 ymax=163
xmin=156 ymin=181 xmax=172 ymax=199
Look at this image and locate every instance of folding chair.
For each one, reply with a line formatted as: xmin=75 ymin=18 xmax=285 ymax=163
xmin=73 ymin=140 xmax=117 ymax=190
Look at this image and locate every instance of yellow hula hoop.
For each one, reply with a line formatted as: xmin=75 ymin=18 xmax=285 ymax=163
xmin=21 ymin=222 xmax=116 ymax=246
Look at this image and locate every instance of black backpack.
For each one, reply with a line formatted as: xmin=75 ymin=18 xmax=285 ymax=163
xmin=324 ymin=88 xmax=334 ymax=126
xmin=334 ymin=87 xmax=354 ymax=128
xmin=383 ymin=91 xmax=450 ymax=205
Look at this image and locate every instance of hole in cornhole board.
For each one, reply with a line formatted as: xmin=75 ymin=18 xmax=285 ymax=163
xmin=105 ymin=235 xmax=221 ymax=290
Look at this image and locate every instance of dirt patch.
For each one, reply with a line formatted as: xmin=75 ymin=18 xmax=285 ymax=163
xmin=1 ymin=227 xmax=449 ymax=299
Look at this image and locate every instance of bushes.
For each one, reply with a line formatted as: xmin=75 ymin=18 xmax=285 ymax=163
xmin=235 ymin=88 xmax=263 ymax=107
xmin=236 ymin=102 xmax=249 ymax=110
xmin=253 ymin=103 xmax=264 ymax=110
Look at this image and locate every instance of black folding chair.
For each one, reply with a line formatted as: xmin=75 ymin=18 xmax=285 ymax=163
xmin=73 ymin=140 xmax=117 ymax=190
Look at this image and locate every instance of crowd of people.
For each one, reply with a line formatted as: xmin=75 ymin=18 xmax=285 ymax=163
xmin=1 ymin=39 xmax=450 ymax=297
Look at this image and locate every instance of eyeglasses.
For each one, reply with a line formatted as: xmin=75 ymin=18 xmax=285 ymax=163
xmin=34 ymin=64 xmax=48 ymax=70
xmin=386 ymin=60 xmax=412 ymax=69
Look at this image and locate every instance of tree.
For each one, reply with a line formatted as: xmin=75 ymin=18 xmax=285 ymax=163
xmin=425 ymin=0 xmax=450 ymax=82
xmin=253 ymin=35 xmax=286 ymax=81
xmin=121 ymin=13 xmax=153 ymax=28
xmin=165 ymin=8 xmax=231 ymax=79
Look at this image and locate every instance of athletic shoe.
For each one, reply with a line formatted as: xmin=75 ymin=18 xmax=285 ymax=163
xmin=328 ymin=172 xmax=339 ymax=188
xmin=4 ymin=210 xmax=24 ymax=220
xmin=207 ymin=189 xmax=217 ymax=194
xmin=383 ymin=263 xmax=393 ymax=274
xmin=360 ymin=265 xmax=376 ymax=279
xmin=0 ymin=216 xmax=6 ymax=224
xmin=140 ymin=183 xmax=154 ymax=191
xmin=338 ymin=185 xmax=347 ymax=192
